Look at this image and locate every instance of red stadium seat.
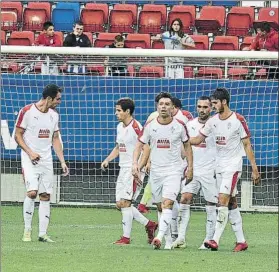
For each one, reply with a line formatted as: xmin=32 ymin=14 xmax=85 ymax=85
xmin=1 ymin=10 xmax=18 ymax=31
xmin=94 ymin=33 xmax=120 ymax=48
xmin=87 ymin=65 xmax=105 ymax=76
xmin=228 ymin=67 xmax=249 ymax=79
xmin=23 ymin=9 xmax=47 ymax=31
xmin=1 ymin=30 xmax=6 ymax=45
xmin=0 ymin=2 xmax=23 ymax=22
xmin=127 ymin=65 xmax=135 ymax=77
xmin=139 ymin=4 xmax=167 ymax=34
xmin=27 ymin=2 xmax=51 ymax=20
xmin=168 ymin=5 xmax=195 ymax=34
xmin=83 ymin=32 xmax=93 ymax=44
xmin=211 ymin=36 xmax=239 ymax=50
xmin=138 ymin=66 xmax=164 ymax=78
xmin=189 ymin=35 xmax=209 ymax=50
xmin=255 ymin=68 xmax=267 ymax=79
xmin=152 ymin=40 xmax=164 ymax=49
xmin=109 ymin=10 xmax=134 ymax=33
xmin=226 ymin=7 xmax=255 ymax=36
xmin=113 ymin=4 xmax=138 ymax=25
xmin=184 ymin=66 xmax=194 ymax=78
xmin=55 ymin=32 xmax=64 ymax=45
xmin=195 ymin=6 xmax=225 ymax=35
xmin=82 ymin=3 xmax=109 ymax=32
xmin=240 ymin=36 xmax=254 ymax=50
xmin=7 ymin=31 xmax=35 ymax=46
xmin=126 ymin=34 xmax=151 ymax=49
xmin=197 ymin=67 xmax=223 ymax=79
xmin=254 ymin=8 xmax=279 ymax=30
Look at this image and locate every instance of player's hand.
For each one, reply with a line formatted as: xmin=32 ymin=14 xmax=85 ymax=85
xmin=251 ymin=168 xmax=260 ymax=185
xmin=101 ymin=160 xmax=109 ymax=171
xmin=145 ymin=161 xmax=151 ymax=175
xmin=134 ymin=176 xmax=143 ymax=186
xmin=29 ymin=152 xmax=41 ymax=165
xmin=61 ymin=162 xmax=69 ymax=176
xmin=185 ymin=168 xmax=193 ymax=185
xmin=132 ymin=162 xmax=140 ymax=180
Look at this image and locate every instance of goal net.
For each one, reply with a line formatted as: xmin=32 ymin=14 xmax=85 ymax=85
xmin=1 ymin=46 xmax=278 ymax=212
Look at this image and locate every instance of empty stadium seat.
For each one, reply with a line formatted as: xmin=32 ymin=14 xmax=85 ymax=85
xmin=139 ymin=4 xmax=167 ymax=34
xmin=126 ymin=34 xmax=151 ymax=49
xmin=23 ymin=9 xmax=47 ymax=31
xmin=253 ymin=8 xmax=279 ymax=30
xmin=228 ymin=67 xmax=249 ymax=79
xmin=189 ymin=35 xmax=209 ymax=50
xmin=81 ymin=3 xmax=108 ymax=32
xmin=152 ymin=40 xmax=164 ymax=49
xmin=184 ymin=66 xmax=194 ymax=78
xmin=211 ymin=36 xmax=239 ymax=50
xmin=1 ymin=10 xmax=18 ymax=31
xmin=94 ymin=33 xmax=120 ymax=48
xmin=226 ymin=7 xmax=255 ymax=36
xmin=84 ymin=32 xmax=93 ymax=44
xmin=168 ymin=5 xmax=195 ymax=34
xmin=240 ymin=36 xmax=254 ymax=50
xmin=197 ymin=67 xmax=223 ymax=79
xmin=255 ymin=68 xmax=267 ymax=79
xmin=114 ymin=4 xmax=138 ymax=24
xmin=0 ymin=2 xmax=23 ymax=22
xmin=55 ymin=31 xmax=64 ymax=44
xmin=7 ymin=31 xmax=34 ymax=46
xmin=27 ymin=2 xmax=51 ymax=20
xmin=109 ymin=10 xmax=134 ymax=33
xmin=138 ymin=66 xmax=164 ymax=77
xmin=55 ymin=2 xmax=80 ymax=18
xmin=1 ymin=30 xmax=6 ymax=45
xmin=87 ymin=65 xmax=105 ymax=76
xmin=195 ymin=6 xmax=226 ymax=35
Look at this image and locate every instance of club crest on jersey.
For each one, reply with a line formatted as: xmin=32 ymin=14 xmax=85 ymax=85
xmin=119 ymin=143 xmax=127 ymax=152
xmin=38 ymin=129 xmax=50 ymax=138
xmin=216 ymin=136 xmax=226 ymax=145
xmin=157 ymin=138 xmax=171 ymax=149
xmin=171 ymin=126 xmax=175 ymax=133
xmin=227 ymin=122 xmax=231 ymax=130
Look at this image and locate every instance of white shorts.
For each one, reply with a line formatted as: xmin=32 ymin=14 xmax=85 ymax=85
xmin=216 ymin=171 xmax=242 ymax=197
xmin=166 ymin=65 xmax=184 ymax=79
xmin=149 ymin=170 xmax=181 ymax=204
xmin=181 ymin=172 xmax=218 ymax=204
xmin=116 ymin=167 xmax=144 ymax=202
xmin=22 ymin=156 xmax=54 ymax=195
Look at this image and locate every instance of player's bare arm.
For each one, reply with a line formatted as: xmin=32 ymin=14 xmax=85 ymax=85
xmin=242 ymin=137 xmax=260 ymax=184
xmin=138 ymin=144 xmax=150 ymax=171
xmin=132 ymin=141 xmax=144 ymax=179
xmin=52 ymin=131 xmax=69 ymax=176
xmin=101 ymin=144 xmax=119 ymax=170
xmin=15 ymin=127 xmax=41 ymax=164
xmin=183 ymin=140 xmax=193 ymax=183
xmin=190 ymin=134 xmax=206 ymax=146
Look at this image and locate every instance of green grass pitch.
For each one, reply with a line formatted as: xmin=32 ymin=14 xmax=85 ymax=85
xmin=2 ymin=206 xmax=277 ymax=272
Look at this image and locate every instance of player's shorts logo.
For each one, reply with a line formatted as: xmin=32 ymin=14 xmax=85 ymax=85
xmin=38 ymin=129 xmax=50 ymax=138
xmin=157 ymin=138 xmax=171 ymax=149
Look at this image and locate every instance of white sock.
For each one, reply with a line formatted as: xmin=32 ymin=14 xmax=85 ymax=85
xmin=170 ymin=200 xmax=179 ymax=235
xmin=229 ymin=208 xmax=246 ymax=243
xmin=213 ymin=206 xmax=229 ymax=245
xmin=156 ymin=209 xmax=172 ymax=241
xmin=23 ymin=196 xmax=35 ymax=231
xmin=205 ymin=205 xmax=217 ymax=241
xmin=132 ymin=206 xmax=149 ymax=226
xmin=164 ymin=226 xmax=172 ymax=247
xmin=177 ymin=204 xmax=190 ymax=241
xmin=121 ymin=207 xmax=133 ymax=238
xmin=39 ymin=200 xmax=50 ymax=237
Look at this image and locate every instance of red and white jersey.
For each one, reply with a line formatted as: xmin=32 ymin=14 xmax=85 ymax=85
xmin=16 ymin=104 xmax=59 ymax=162
xmin=139 ymin=117 xmax=189 ymax=173
xmin=173 ymin=109 xmax=193 ymax=124
xmin=199 ymin=112 xmax=250 ymax=173
xmin=116 ymin=119 xmax=142 ymax=168
xmin=187 ymin=117 xmax=216 ymax=176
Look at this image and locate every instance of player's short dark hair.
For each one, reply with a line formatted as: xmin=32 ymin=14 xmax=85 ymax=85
xmin=114 ymin=35 xmax=124 ymax=43
xmin=43 ymin=21 xmax=54 ymax=31
xmin=42 ymin=84 xmax=63 ymax=99
xmin=116 ymin=97 xmax=135 ymax=115
xmin=156 ymin=92 xmax=173 ymax=104
xmin=210 ymin=88 xmax=230 ymax=105
xmin=172 ymin=97 xmax=182 ymax=109
xmin=198 ymin=96 xmax=211 ymax=102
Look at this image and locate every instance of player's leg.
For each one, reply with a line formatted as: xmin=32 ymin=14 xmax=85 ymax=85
xmin=137 ymin=182 xmax=152 ymax=213
xmin=229 ymin=195 xmax=248 ymax=252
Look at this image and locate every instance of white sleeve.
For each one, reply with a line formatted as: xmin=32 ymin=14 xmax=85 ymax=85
xmin=237 ymin=116 xmax=251 ymax=139
xmin=15 ymin=108 xmax=29 ymax=129
xmin=199 ymin=119 xmax=212 ymax=137
xmin=54 ymin=114 xmax=59 ymax=131
xmin=116 ymin=125 xmax=120 ymax=144
xmin=139 ymin=123 xmax=151 ymax=144
xmin=181 ymin=123 xmax=189 ymax=143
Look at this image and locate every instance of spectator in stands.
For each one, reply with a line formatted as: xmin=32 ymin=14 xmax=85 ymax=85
xmin=63 ymin=21 xmax=92 ymax=47
xmin=35 ymin=21 xmax=62 ymax=47
xmin=242 ymin=22 xmax=278 ymax=79
xmin=152 ymin=18 xmax=195 ymax=79
xmin=106 ymin=35 xmax=128 ymax=77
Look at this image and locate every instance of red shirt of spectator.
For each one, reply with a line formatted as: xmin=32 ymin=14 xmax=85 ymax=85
xmin=34 ymin=21 xmax=62 ymax=47
xmin=249 ymin=28 xmax=278 ymax=52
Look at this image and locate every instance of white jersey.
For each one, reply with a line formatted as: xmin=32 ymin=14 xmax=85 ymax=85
xmin=199 ymin=112 xmax=250 ymax=173
xmin=187 ymin=117 xmax=216 ymax=176
xmin=116 ymin=119 xmax=142 ymax=168
xmin=16 ymin=104 xmax=59 ymax=162
xmin=139 ymin=117 xmax=189 ymax=173
xmin=147 ymin=109 xmax=193 ymax=124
